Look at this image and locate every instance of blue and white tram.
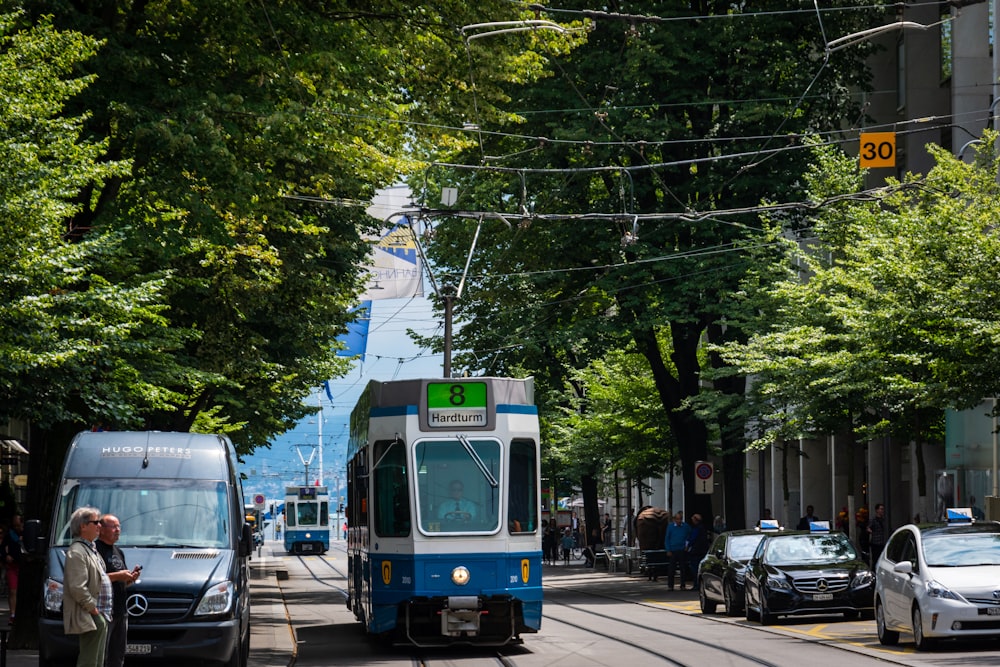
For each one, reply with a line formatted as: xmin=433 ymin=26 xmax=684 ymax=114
xmin=283 ymin=485 xmax=331 ymax=554
xmin=346 ymin=377 xmax=542 ymax=646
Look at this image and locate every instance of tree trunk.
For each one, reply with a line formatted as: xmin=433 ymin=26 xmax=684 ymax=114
xmin=631 ymin=320 xmax=713 ymax=524
xmin=707 ymin=322 xmax=748 ymax=529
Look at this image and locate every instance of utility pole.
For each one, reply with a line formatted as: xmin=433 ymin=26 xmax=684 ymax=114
xmin=442 ymin=285 xmax=456 ymax=378
xmin=317 ymin=394 xmax=323 ymax=486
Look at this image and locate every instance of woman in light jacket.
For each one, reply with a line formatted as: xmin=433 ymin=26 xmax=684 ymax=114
xmin=63 ymin=506 xmax=112 ymax=667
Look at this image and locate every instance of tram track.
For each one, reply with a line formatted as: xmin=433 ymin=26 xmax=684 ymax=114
xmin=544 ymin=578 xmax=911 ymax=666
xmin=411 ymin=649 xmax=518 ymax=667
xmin=542 ymin=595 xmax=784 ymax=667
xmin=290 ymin=546 xmax=349 ymax=598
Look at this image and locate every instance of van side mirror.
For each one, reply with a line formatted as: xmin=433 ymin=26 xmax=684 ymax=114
xmin=23 ymin=518 xmax=47 ymax=556
xmin=239 ymin=523 xmax=253 ymax=558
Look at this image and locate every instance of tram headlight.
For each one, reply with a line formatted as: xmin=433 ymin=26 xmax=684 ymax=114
xmin=451 ymin=566 xmax=471 ymax=586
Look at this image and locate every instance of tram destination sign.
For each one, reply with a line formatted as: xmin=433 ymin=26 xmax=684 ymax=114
xmin=425 ymin=381 xmax=490 ymax=429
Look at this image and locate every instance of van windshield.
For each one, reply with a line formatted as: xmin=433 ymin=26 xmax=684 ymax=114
xmin=53 ymin=478 xmax=229 ymax=548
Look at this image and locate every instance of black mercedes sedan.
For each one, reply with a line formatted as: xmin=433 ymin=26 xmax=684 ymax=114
xmin=697 ymin=529 xmax=766 ymax=616
xmin=743 ymin=528 xmax=874 ymax=625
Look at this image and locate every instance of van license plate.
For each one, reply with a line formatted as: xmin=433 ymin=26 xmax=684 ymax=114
xmin=126 ymin=644 xmax=152 ymax=655
xmin=812 ymin=593 xmax=833 ymax=601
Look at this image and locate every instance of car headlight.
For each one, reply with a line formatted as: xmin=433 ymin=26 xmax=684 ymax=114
xmin=926 ymin=579 xmax=962 ymax=601
xmin=44 ymin=578 xmax=63 ymax=613
xmin=852 ymin=570 xmax=874 ymax=588
xmin=194 ymin=580 xmax=235 ymax=616
xmin=767 ymin=574 xmax=793 ymax=590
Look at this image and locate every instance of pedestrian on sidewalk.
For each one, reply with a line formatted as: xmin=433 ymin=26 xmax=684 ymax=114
xmin=664 ymin=511 xmax=690 ymax=590
xmin=560 ymin=528 xmax=574 ymax=564
xmin=542 ymin=526 xmax=555 ymax=565
xmin=63 ymin=507 xmax=112 ymax=667
xmin=1 ymin=514 xmax=22 ymax=624
xmin=96 ymin=514 xmax=141 ymax=667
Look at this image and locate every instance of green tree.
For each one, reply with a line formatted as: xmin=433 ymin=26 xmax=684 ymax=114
xmin=418 ymin=1 xmax=884 ymax=527
xmin=8 ymin=0 xmax=583 ymax=450
xmin=718 ymin=136 xmax=1000 ymax=516
xmin=2 ymin=2 xmax=579 ymax=645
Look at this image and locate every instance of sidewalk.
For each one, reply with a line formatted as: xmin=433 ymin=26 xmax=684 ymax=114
xmin=0 ymin=545 xmax=295 ymax=667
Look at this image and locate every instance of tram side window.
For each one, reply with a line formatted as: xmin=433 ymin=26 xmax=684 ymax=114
xmin=508 ymin=439 xmax=538 ymax=534
xmin=373 ymin=439 xmax=410 ymax=537
xmin=354 ymin=449 xmax=369 ymax=527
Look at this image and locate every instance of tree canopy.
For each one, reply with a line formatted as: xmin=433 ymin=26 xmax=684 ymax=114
xmin=2 ymin=0 xmax=573 ymax=451
xmin=416 ymin=0 xmax=886 ymax=526
xmin=719 ymin=137 xmax=1000 ymax=451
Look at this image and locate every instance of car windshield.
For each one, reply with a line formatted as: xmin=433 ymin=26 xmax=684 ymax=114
xmin=922 ymin=532 xmax=1000 ymax=566
xmin=765 ymin=534 xmax=857 ymax=565
xmin=730 ymin=534 xmax=765 ymax=561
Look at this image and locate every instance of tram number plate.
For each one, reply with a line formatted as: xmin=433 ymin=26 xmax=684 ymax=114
xmin=984 ymin=607 xmax=1000 ymax=616
xmin=812 ymin=593 xmax=833 ymax=601
xmin=126 ymin=644 xmax=152 ymax=655
xmin=301 ymin=544 xmax=313 ymax=552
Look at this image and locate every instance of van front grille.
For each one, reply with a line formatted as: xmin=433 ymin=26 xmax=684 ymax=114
xmin=127 ymin=591 xmax=195 ymax=622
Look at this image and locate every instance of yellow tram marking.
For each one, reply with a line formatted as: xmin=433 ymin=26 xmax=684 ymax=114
xmin=782 ymin=623 xmax=830 ymax=637
xmin=646 ymin=599 xmax=696 ymax=611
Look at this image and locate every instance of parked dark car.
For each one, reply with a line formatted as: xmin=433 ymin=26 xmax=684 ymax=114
xmin=697 ymin=529 xmax=766 ymax=616
xmin=744 ymin=528 xmax=874 ymax=625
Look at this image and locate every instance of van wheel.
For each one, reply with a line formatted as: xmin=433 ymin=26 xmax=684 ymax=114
xmin=220 ymin=633 xmax=248 ymax=667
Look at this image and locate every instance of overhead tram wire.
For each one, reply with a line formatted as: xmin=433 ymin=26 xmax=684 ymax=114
xmin=275 ymin=100 xmax=993 ymax=162
xmin=520 ymin=1 xmax=905 ymax=24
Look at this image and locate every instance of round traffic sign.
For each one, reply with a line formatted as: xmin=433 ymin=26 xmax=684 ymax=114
xmin=253 ymin=493 xmax=265 ymax=505
xmin=695 ymin=462 xmax=713 ymax=480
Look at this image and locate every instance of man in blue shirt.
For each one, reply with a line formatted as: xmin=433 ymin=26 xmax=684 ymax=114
xmin=664 ymin=511 xmax=691 ymax=590
xmin=438 ymin=480 xmax=477 ymax=521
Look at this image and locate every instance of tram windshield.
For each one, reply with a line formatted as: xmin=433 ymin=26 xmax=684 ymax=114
xmin=415 ymin=438 xmax=501 ymax=533
xmin=285 ymin=500 xmax=328 ymax=528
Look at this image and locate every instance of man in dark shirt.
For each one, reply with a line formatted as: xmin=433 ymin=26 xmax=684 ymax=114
xmin=867 ymin=503 xmax=888 ymax=566
xmin=96 ymin=514 xmax=140 ymax=667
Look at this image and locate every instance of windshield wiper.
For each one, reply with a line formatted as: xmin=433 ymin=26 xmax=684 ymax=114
xmin=456 ymin=435 xmax=498 ymax=488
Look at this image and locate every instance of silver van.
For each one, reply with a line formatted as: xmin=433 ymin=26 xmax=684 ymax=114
xmin=34 ymin=431 xmax=252 ymax=666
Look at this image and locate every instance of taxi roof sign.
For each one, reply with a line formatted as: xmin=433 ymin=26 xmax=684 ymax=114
xmin=946 ymin=507 xmax=973 ymax=524
xmin=809 ymin=520 xmax=831 ymax=532
xmin=758 ymin=519 xmax=780 ymax=531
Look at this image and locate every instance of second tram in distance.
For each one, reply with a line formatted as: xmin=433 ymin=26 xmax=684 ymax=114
xmin=346 ymin=377 xmax=542 ymax=646
xmin=283 ymin=484 xmax=330 ymax=554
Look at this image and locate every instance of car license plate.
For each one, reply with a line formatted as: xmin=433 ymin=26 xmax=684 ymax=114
xmin=985 ymin=607 xmax=1000 ymax=616
xmin=813 ymin=593 xmax=833 ymax=601
xmin=302 ymin=544 xmax=313 ymax=552
xmin=126 ymin=644 xmax=152 ymax=655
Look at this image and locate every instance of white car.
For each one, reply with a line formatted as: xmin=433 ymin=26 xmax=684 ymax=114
xmin=874 ymin=516 xmax=1000 ymax=650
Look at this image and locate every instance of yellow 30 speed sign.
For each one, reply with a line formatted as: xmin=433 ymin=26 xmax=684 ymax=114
xmin=859 ymin=132 xmax=895 ymax=168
